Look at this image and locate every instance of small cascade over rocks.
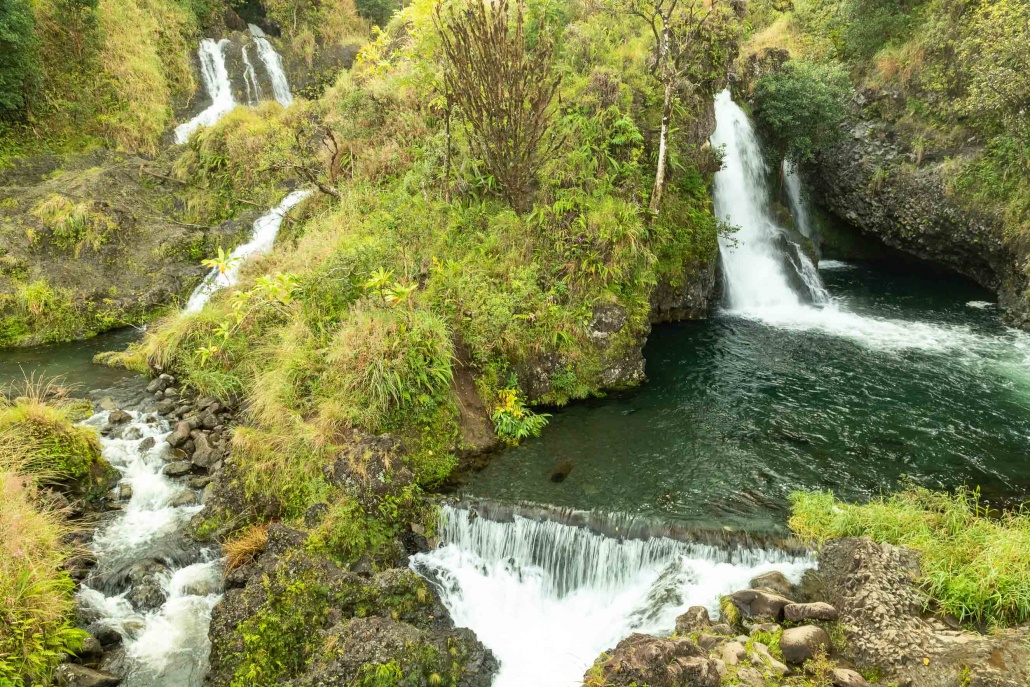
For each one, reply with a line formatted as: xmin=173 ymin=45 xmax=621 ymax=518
xmin=411 ymin=504 xmax=811 ymax=687
xmin=249 ymin=24 xmax=294 ymax=107
xmin=174 ymin=39 xmax=235 ymax=145
xmin=184 ymin=189 xmax=311 ymax=314
xmin=241 ymin=44 xmax=262 ymax=106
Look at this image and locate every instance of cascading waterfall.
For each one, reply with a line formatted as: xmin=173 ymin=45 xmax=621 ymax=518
xmin=411 ymin=505 xmax=811 ymax=687
xmin=77 ymin=410 xmax=221 ymax=687
xmin=249 ymin=24 xmax=294 ymax=107
xmin=783 ymin=161 xmax=814 ymax=240
xmin=174 ymin=40 xmax=235 ymax=145
xmin=184 ymin=189 xmax=311 ymax=314
xmin=241 ymin=45 xmax=262 ymax=106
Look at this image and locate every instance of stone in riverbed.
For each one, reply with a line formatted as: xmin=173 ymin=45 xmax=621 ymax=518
xmin=191 ymin=433 xmax=218 ymax=468
xmin=780 ymin=625 xmax=831 ymax=665
xmin=127 ymin=582 xmax=165 ymax=611
xmin=73 ymin=634 xmax=104 ymax=665
xmin=55 ymin=664 xmax=121 ymax=687
xmin=585 ymin=633 xmax=719 ymax=687
xmin=170 ymin=490 xmax=198 ymax=507
xmin=721 ymin=641 xmax=746 ymax=666
xmin=163 ymin=460 xmax=193 ymax=477
xmin=138 ymin=436 xmax=155 ymax=454
xmin=784 ymin=601 xmax=838 ymax=622
xmin=108 ymin=409 xmax=131 ymax=424
xmin=85 ymin=623 xmax=123 ymax=648
xmin=750 ymin=571 xmax=794 ymax=598
xmin=675 ymin=606 xmax=711 ymax=635
xmin=729 ymin=589 xmax=793 ymax=620
xmin=165 ymin=420 xmax=191 ymax=448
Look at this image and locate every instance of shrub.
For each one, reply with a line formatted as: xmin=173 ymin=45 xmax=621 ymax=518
xmin=790 ymin=487 xmax=1030 ymax=627
xmin=0 ymin=390 xmax=102 ymax=482
xmin=0 ymin=0 xmax=39 ymax=116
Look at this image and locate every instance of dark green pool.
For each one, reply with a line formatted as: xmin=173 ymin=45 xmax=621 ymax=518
xmin=462 ymin=261 xmax=1030 ymax=533
xmin=0 ymin=327 xmax=141 ymax=394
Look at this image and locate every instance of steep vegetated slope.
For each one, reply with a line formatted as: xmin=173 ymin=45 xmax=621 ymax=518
xmin=739 ymin=0 xmax=1030 ymax=326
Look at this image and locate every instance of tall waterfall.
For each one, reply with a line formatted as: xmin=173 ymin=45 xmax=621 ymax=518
xmin=249 ymin=24 xmax=294 ymax=107
xmin=174 ymin=40 xmax=235 ymax=145
xmin=411 ymin=505 xmax=810 ymax=687
xmin=184 ymin=189 xmax=310 ymax=314
xmin=783 ymin=161 xmax=814 ymax=240
xmin=712 ymin=91 xmax=828 ymax=311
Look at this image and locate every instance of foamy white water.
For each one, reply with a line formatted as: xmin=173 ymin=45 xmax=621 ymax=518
xmin=174 ymin=40 xmax=235 ymax=144
xmin=783 ymin=161 xmax=814 ymax=240
xmin=241 ymin=44 xmax=262 ymax=105
xmin=78 ymin=410 xmax=222 ymax=687
xmin=184 ymin=189 xmax=311 ymax=314
xmin=249 ymin=24 xmax=293 ymax=107
xmin=412 ymin=505 xmax=810 ymax=687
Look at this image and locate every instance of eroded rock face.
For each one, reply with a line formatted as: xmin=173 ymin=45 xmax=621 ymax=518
xmin=586 ymin=634 xmax=720 ymax=687
xmin=814 ymin=537 xmax=1030 ymax=686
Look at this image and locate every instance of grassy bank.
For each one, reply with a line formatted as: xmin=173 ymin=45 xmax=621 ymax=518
xmin=790 ymin=487 xmax=1030 ymax=628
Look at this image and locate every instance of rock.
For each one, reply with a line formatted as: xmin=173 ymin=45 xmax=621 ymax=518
xmin=729 ymin=589 xmax=793 ymax=620
xmin=201 ymin=482 xmax=216 ymax=504
xmin=675 ymin=606 xmax=711 ymax=635
xmin=98 ymin=397 xmax=118 ymax=411
xmin=122 ymin=426 xmax=142 ymax=441
xmin=55 ymin=664 xmax=121 ymax=687
xmin=586 ymin=634 xmax=719 ymax=687
xmin=155 ymin=400 xmax=175 ymax=415
xmin=188 ymin=476 xmax=214 ymax=489
xmin=710 ymin=623 xmax=733 ymax=635
xmin=833 ymin=668 xmax=871 ymax=687
xmin=108 ymin=409 xmax=131 ymax=424
xmin=696 ymin=633 xmax=723 ymax=651
xmin=138 ymin=437 xmax=156 ymax=453
xmin=191 ymin=433 xmax=218 ymax=468
xmin=85 ymin=624 xmax=122 ymax=648
xmin=749 ymin=622 xmax=781 ymax=636
xmin=127 ymin=583 xmax=165 ymax=612
xmin=165 ymin=420 xmax=191 ymax=448
xmin=750 ymin=571 xmax=794 ymax=598
xmin=721 ymin=641 xmax=746 ymax=666
xmin=118 ymin=483 xmax=132 ymax=501
xmin=202 ymin=412 xmax=218 ymax=430
xmin=780 ymin=625 xmax=831 ymax=665
xmin=163 ymin=387 xmax=179 ymax=399
xmin=181 ymin=578 xmax=217 ymax=597
xmin=170 ymin=491 xmax=198 ymax=507
xmin=146 ymin=378 xmax=166 ymax=394
xmin=736 ymin=666 xmax=766 ymax=686
xmin=162 ymin=460 xmax=193 ymax=477
xmin=73 ymin=634 xmax=104 ymax=664
xmin=784 ymin=601 xmax=839 ymax=622
xmin=750 ymin=642 xmax=788 ymax=676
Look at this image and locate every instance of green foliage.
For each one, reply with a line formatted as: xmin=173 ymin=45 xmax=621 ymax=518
xmin=752 ymin=59 xmax=853 ymax=162
xmin=355 ymin=0 xmax=396 ymax=27
xmin=793 ymin=0 xmax=922 ymax=62
xmin=790 ymin=487 xmax=1030 ymax=627
xmin=490 ymin=385 xmax=549 ymax=445
xmin=0 ymin=0 xmax=38 ymax=116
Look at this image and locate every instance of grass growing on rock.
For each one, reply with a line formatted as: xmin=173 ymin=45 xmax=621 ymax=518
xmin=790 ymin=487 xmax=1030 ymax=628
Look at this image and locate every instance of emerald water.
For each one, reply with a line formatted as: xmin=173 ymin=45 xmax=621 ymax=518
xmin=0 ymin=327 xmax=141 ymax=393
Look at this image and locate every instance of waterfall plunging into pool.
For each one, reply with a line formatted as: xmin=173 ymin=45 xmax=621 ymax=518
xmin=249 ymin=24 xmax=294 ymax=107
xmin=411 ymin=505 xmax=810 ymax=687
xmin=184 ymin=189 xmax=310 ymax=314
xmin=174 ymin=40 xmax=235 ymax=145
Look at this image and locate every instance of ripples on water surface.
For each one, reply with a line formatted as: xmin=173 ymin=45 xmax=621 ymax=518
xmin=464 ymin=262 xmax=1030 ymax=533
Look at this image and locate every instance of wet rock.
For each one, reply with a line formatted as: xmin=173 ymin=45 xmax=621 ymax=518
xmin=188 ymin=475 xmax=214 ymax=489
xmin=750 ymin=571 xmax=794 ymax=598
xmin=165 ymin=420 xmax=191 ymax=448
xmin=191 ymin=433 xmax=218 ymax=468
xmin=73 ymin=634 xmax=104 ymax=665
xmin=98 ymin=397 xmax=118 ymax=411
xmin=182 ymin=578 xmax=218 ymax=597
xmin=170 ymin=490 xmax=198 ymax=507
xmin=729 ymin=589 xmax=793 ymax=620
xmin=784 ymin=601 xmax=838 ymax=622
xmin=675 ymin=606 xmax=711 ymax=635
xmin=127 ymin=582 xmax=166 ymax=612
xmin=155 ymin=400 xmax=175 ymax=415
xmin=586 ymin=634 xmax=719 ymax=687
xmin=98 ymin=646 xmax=127 ymax=677
xmin=201 ymin=482 xmax=215 ymax=504
xmin=108 ymin=409 xmax=131 ymax=424
xmin=780 ymin=625 xmax=831 ymax=665
xmin=163 ymin=460 xmax=193 ymax=477
xmin=118 ymin=482 xmax=133 ymax=500
xmin=55 ymin=664 xmax=121 ymax=687
xmin=138 ymin=437 xmax=156 ymax=453
xmin=833 ymin=668 xmax=871 ymax=687
xmin=85 ymin=623 xmax=122 ymax=648
xmin=122 ymin=426 xmax=142 ymax=441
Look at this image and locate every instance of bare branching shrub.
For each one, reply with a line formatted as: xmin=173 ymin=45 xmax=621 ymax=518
xmin=435 ymin=0 xmax=560 ymax=212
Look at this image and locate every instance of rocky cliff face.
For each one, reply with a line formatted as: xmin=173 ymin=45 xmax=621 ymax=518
xmin=801 ymin=90 xmax=1030 ymax=328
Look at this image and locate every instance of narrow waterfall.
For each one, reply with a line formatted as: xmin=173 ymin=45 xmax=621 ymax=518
xmin=712 ymin=90 xmax=828 ymax=311
xmin=78 ymin=411 xmax=221 ymax=687
xmin=249 ymin=24 xmax=293 ymax=107
xmin=184 ymin=189 xmax=311 ymax=314
xmin=411 ymin=505 xmax=811 ymax=687
xmin=241 ymin=45 xmax=262 ymax=106
xmin=783 ymin=161 xmax=813 ymax=240
xmin=174 ymin=40 xmax=235 ymax=145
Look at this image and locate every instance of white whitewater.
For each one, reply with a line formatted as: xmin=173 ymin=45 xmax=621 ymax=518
xmin=78 ymin=411 xmax=221 ymax=687
xmin=241 ymin=45 xmax=262 ymax=106
xmin=249 ymin=24 xmax=293 ymax=107
xmin=412 ymin=505 xmax=810 ymax=687
xmin=783 ymin=161 xmax=814 ymax=240
xmin=184 ymin=189 xmax=311 ymax=314
xmin=174 ymin=39 xmax=235 ymax=145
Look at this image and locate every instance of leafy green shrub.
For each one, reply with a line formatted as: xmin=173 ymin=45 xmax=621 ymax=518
xmin=490 ymin=385 xmax=549 ymax=445
xmin=752 ymin=58 xmax=853 ymax=162
xmin=790 ymin=487 xmax=1030 ymax=627
xmin=0 ymin=0 xmax=39 ymax=116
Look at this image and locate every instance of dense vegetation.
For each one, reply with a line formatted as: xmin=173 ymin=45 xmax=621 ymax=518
xmin=791 ymin=487 xmax=1030 ymax=628
xmin=745 ymin=0 xmax=1030 ymax=251
xmin=0 ymin=385 xmax=113 ymax=685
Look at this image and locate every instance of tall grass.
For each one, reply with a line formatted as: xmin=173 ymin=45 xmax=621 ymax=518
xmin=790 ymin=488 xmax=1030 ymax=627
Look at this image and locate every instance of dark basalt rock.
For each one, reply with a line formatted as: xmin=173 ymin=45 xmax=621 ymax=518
xmin=585 ymin=634 xmax=719 ymax=687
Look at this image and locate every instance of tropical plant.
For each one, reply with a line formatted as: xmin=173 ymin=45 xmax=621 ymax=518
xmin=491 ymin=384 xmax=550 ymax=445
xmin=202 ymin=246 xmax=241 ymax=286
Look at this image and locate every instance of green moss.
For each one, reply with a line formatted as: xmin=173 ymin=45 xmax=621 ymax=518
xmin=0 ymin=398 xmax=103 ymax=481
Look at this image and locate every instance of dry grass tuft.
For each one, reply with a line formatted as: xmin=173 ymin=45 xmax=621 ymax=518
xmin=223 ymin=523 xmax=270 ymax=573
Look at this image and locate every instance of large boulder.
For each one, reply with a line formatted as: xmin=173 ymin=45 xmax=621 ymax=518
xmin=54 ymin=665 xmax=121 ymax=687
xmin=784 ymin=601 xmax=839 ymax=622
xmin=585 ymin=634 xmax=720 ymax=687
xmin=780 ymin=625 xmax=831 ymax=665
xmin=728 ymin=589 xmax=793 ymax=620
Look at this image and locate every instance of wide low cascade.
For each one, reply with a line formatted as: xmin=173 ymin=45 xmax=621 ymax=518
xmin=411 ymin=504 xmax=810 ymax=687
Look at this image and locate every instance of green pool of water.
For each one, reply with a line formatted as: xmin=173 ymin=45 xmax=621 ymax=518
xmin=463 ymin=261 xmax=1030 ymax=534
xmin=0 ymin=327 xmax=141 ymax=394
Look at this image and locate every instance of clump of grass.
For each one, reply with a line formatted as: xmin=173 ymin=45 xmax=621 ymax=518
xmin=0 ymin=436 xmax=87 ymax=684
xmin=223 ymin=523 xmax=269 ymax=573
xmin=790 ymin=487 xmax=1030 ymax=627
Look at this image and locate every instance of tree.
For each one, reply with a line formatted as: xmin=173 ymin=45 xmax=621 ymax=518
xmin=0 ymin=0 xmax=38 ymax=116
xmin=435 ymin=0 xmax=561 ymax=212
xmin=609 ymin=0 xmax=742 ymax=215
xmin=752 ymin=59 xmax=853 ymax=163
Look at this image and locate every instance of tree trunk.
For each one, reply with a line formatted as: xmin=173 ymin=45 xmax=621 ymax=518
xmin=649 ymin=78 xmax=674 ymax=216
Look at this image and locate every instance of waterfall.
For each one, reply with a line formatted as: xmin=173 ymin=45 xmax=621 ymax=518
xmin=248 ymin=24 xmax=293 ymax=107
xmin=411 ymin=505 xmax=811 ymax=687
xmin=174 ymin=40 xmax=235 ymax=145
xmin=184 ymin=189 xmax=311 ymax=314
xmin=77 ymin=411 xmax=221 ymax=687
xmin=783 ymin=161 xmax=813 ymax=240
xmin=712 ymin=90 xmax=828 ymax=311
xmin=241 ymin=45 xmax=262 ymax=106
